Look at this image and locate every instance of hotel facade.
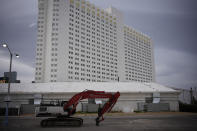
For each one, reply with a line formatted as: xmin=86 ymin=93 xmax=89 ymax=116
xmin=35 ymin=0 xmax=155 ymax=83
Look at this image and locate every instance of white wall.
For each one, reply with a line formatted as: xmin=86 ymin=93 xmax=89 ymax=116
xmin=0 ymin=92 xmax=180 ymax=112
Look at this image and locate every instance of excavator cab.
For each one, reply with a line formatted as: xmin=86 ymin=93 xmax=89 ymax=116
xmin=63 ymin=104 xmax=76 ymax=116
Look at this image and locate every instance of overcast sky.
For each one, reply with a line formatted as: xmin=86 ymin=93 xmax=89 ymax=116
xmin=0 ymin=0 xmax=197 ymax=89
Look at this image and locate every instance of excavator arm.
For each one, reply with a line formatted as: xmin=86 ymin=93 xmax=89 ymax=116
xmin=40 ymin=90 xmax=120 ymax=127
xmin=64 ymin=90 xmax=120 ymax=125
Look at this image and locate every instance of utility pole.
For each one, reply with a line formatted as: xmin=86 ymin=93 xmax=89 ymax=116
xmin=1 ymin=43 xmax=19 ymax=126
xmin=190 ymin=87 xmax=193 ymax=104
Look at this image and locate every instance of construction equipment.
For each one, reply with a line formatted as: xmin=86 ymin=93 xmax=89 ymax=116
xmin=40 ymin=90 xmax=120 ymax=127
xmin=36 ymin=100 xmax=67 ymax=117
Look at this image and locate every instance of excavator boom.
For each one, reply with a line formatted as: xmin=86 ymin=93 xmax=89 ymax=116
xmin=40 ymin=90 xmax=120 ymax=127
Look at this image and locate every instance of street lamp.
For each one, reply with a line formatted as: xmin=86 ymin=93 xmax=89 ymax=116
xmin=1 ymin=43 xmax=19 ymax=126
xmin=2 ymin=43 xmax=7 ymax=48
xmin=15 ymin=54 xmax=19 ymax=58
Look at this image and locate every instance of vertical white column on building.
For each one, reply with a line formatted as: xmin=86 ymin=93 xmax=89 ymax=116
xmin=43 ymin=0 xmax=53 ymax=82
xmin=106 ymin=7 xmax=125 ymax=82
xmin=150 ymin=39 xmax=156 ymax=82
xmin=56 ymin=0 xmax=69 ymax=82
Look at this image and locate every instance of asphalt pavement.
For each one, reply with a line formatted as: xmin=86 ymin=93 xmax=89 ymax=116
xmin=0 ymin=112 xmax=197 ymax=131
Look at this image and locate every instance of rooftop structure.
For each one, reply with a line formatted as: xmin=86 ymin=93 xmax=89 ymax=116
xmin=0 ymin=82 xmax=177 ymax=94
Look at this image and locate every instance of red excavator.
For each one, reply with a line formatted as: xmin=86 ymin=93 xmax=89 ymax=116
xmin=40 ymin=90 xmax=120 ymax=127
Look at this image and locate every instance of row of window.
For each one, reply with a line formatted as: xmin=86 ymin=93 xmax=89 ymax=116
xmin=68 ymin=76 xmax=118 ymax=81
xmin=36 ymin=2 xmax=45 ymax=82
xmin=69 ymin=2 xmax=117 ymax=25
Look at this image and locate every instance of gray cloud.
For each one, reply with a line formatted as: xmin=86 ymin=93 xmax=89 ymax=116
xmin=0 ymin=0 xmax=37 ymax=82
xmin=0 ymin=0 xmax=37 ymax=20
xmin=0 ymin=0 xmax=37 ymax=65
xmin=155 ymin=48 xmax=197 ymax=88
xmin=0 ymin=50 xmax=34 ymax=83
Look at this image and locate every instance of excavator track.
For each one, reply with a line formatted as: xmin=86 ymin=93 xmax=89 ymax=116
xmin=40 ymin=117 xmax=83 ymax=127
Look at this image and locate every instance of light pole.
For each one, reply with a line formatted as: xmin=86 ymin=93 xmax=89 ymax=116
xmin=1 ymin=43 xmax=19 ymax=126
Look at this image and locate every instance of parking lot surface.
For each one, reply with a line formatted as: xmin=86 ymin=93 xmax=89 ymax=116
xmin=0 ymin=112 xmax=197 ymax=131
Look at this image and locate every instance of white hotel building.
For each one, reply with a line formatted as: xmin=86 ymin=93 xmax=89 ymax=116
xmin=35 ymin=0 xmax=155 ymax=83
